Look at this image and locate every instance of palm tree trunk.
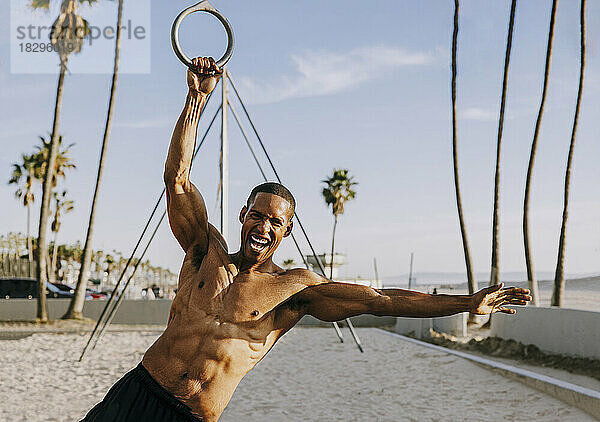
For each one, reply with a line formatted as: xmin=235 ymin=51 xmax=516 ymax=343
xmin=46 ymin=251 xmax=55 ymax=284
xmin=490 ymin=0 xmax=517 ymax=287
xmin=36 ymin=59 xmax=68 ymax=321
xmin=27 ymin=203 xmax=33 ymax=277
xmin=51 ymin=230 xmax=59 ymax=282
xmin=451 ymin=0 xmax=477 ymax=295
xmin=523 ymin=0 xmax=557 ymax=307
xmin=329 ymin=215 xmax=338 ymax=280
xmin=64 ymin=0 xmax=124 ymax=319
xmin=552 ymin=0 xmax=585 ymax=307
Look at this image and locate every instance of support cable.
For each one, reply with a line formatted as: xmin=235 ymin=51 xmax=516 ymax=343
xmin=228 ymin=102 xmax=308 ymax=267
xmin=79 ymin=101 xmax=220 ymax=361
xmin=226 ymin=75 xmax=362 ymax=351
xmin=229 ymin=102 xmax=342 ymax=341
xmin=92 ymin=212 xmax=167 ymax=350
xmin=227 ymin=72 xmax=331 ymax=278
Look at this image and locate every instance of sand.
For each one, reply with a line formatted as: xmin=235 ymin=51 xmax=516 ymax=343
xmin=0 ymin=327 xmax=594 ymax=421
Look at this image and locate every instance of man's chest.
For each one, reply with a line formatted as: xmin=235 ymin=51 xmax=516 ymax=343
xmin=218 ymin=273 xmax=305 ymax=323
xmin=181 ymin=263 xmax=304 ymax=324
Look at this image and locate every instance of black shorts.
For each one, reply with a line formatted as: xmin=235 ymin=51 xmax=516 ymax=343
xmin=81 ymin=363 xmax=202 ymax=421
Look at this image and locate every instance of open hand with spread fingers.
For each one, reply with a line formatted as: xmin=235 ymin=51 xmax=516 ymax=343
xmin=470 ymin=283 xmax=532 ymax=315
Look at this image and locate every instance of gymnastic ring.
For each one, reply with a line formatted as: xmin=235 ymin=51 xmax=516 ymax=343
xmin=171 ymin=0 xmax=235 ymax=69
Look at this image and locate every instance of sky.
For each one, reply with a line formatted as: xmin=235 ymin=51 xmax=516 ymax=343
xmin=1 ymin=0 xmax=599 ymax=283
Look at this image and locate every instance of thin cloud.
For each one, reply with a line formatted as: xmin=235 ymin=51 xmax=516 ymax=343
xmin=236 ymin=46 xmax=433 ymax=104
xmin=460 ymin=107 xmax=498 ymax=121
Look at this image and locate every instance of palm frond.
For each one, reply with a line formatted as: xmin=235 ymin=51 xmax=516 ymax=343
xmin=29 ymin=0 xmax=50 ymax=10
xmin=321 ymin=168 xmax=358 ymax=217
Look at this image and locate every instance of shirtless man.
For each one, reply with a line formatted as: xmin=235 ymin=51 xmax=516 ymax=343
xmin=82 ymin=57 xmax=532 ymax=422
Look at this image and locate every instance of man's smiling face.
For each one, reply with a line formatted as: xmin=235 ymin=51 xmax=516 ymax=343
xmin=239 ymin=192 xmax=293 ymax=265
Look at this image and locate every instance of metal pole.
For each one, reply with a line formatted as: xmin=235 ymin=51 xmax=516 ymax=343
xmin=220 ymin=68 xmax=229 ymax=240
xmin=408 ymin=252 xmax=414 ymax=290
xmin=345 ymin=320 xmax=364 ymax=352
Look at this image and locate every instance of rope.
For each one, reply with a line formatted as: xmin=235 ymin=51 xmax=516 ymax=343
xmin=226 ymin=74 xmax=362 ymax=351
xmin=226 ymin=72 xmax=329 ymax=279
xmin=229 ymin=102 xmax=310 ymax=270
xmin=79 ymin=100 xmax=220 ymax=361
xmin=92 ymin=211 xmax=167 ymax=349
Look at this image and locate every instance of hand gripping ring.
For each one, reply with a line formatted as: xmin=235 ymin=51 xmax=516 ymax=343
xmin=171 ymin=0 xmax=235 ymax=69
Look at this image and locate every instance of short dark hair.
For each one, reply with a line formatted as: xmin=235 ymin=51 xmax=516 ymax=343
xmin=247 ymin=182 xmax=296 ymax=216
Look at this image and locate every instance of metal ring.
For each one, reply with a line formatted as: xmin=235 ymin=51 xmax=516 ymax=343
xmin=171 ymin=0 xmax=235 ymax=69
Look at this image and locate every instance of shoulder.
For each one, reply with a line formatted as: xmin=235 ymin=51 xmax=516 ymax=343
xmin=279 ymin=268 xmax=326 ymax=287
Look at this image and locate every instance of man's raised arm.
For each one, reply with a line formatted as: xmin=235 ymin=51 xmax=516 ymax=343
xmin=294 ymin=278 xmax=531 ymax=322
xmin=164 ymin=57 xmax=221 ymax=252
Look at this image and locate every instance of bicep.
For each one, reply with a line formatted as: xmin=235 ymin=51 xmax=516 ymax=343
xmin=301 ymin=282 xmax=387 ymax=322
xmin=165 ymin=180 xmax=209 ymax=251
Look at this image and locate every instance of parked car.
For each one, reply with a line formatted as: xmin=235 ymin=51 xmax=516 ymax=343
xmin=53 ymin=283 xmax=103 ymax=300
xmin=46 ymin=282 xmax=73 ymax=298
xmin=0 ymin=278 xmax=38 ymax=299
xmin=53 ymin=283 xmax=75 ymax=294
xmin=0 ymin=278 xmax=72 ymax=299
xmin=86 ymin=288 xmax=107 ymax=300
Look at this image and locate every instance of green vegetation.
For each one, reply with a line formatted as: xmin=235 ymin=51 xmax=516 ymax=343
xmin=0 ymin=232 xmax=176 ymax=294
xmin=321 ymin=169 xmax=357 ymax=280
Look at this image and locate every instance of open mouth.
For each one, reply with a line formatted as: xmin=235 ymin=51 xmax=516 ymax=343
xmin=248 ymin=234 xmax=270 ymax=253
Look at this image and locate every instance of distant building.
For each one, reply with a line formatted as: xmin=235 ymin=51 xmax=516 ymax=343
xmin=306 ymin=253 xmax=346 ymax=279
xmin=306 ymin=253 xmax=382 ymax=289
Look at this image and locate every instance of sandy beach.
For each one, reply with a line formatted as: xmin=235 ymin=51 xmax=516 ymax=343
xmin=0 ymin=327 xmax=593 ymax=421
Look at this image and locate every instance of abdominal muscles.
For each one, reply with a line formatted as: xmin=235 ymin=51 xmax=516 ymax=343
xmin=142 ymin=311 xmax=268 ymax=419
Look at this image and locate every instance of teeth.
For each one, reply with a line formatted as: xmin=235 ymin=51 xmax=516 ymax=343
xmin=249 ymin=234 xmax=269 ymax=253
xmin=251 ymin=235 xmax=268 ymax=244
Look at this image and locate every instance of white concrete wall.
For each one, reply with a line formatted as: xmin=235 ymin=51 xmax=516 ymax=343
xmin=0 ymin=300 xmax=395 ymax=327
xmin=491 ymin=307 xmax=600 ymax=359
xmin=0 ymin=299 xmax=172 ymax=325
xmin=394 ymin=313 xmax=467 ymax=338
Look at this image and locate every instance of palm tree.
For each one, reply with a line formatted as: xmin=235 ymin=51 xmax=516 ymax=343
xmin=490 ymin=0 xmax=517 ymax=287
xmin=552 ymin=0 xmax=586 ymax=307
xmin=8 ymin=154 xmax=38 ymax=275
xmin=65 ymin=0 xmax=125 ymax=319
xmin=30 ymin=135 xmax=76 ymax=282
xmin=282 ymin=259 xmax=296 ymax=270
xmin=32 ymin=0 xmax=90 ymax=321
xmin=523 ymin=0 xmax=558 ymax=307
xmin=322 ymin=169 xmax=357 ymax=280
xmin=451 ymin=0 xmax=477 ymax=295
xmin=105 ymin=254 xmax=116 ymax=285
xmin=50 ymin=190 xmax=75 ymax=281
xmin=31 ymin=134 xmax=75 ymax=316
xmin=31 ymin=135 xmax=76 ymax=187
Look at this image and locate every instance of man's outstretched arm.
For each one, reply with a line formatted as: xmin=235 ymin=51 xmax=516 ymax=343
xmin=295 ymin=279 xmax=531 ymax=322
xmin=164 ymin=57 xmax=221 ymax=252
